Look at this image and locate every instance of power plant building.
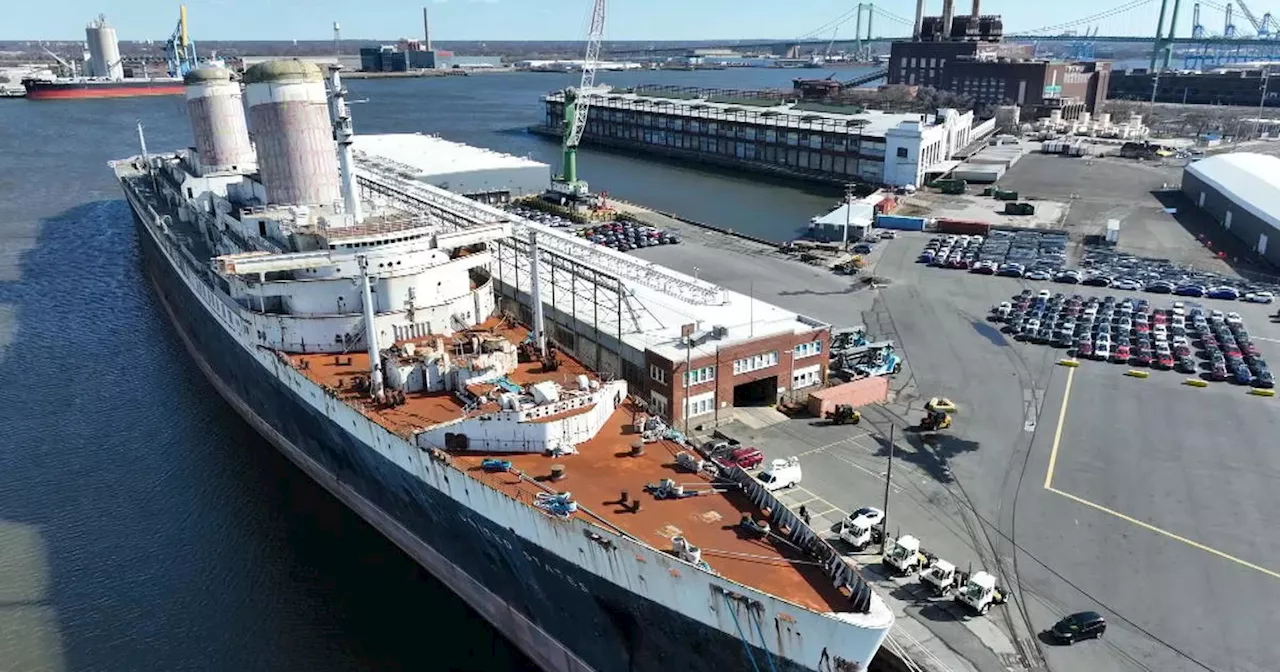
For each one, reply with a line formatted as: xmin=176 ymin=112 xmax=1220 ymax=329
xmin=888 ymin=0 xmax=1111 ymax=117
xmin=538 ymin=87 xmax=984 ymax=188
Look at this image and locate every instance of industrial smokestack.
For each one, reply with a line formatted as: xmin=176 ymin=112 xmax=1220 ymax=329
xmin=971 ymin=0 xmax=980 ymax=18
xmin=423 ymin=6 xmax=432 ymax=51
xmin=913 ymin=0 xmax=925 ymax=40
xmin=941 ymin=0 xmax=955 ymax=38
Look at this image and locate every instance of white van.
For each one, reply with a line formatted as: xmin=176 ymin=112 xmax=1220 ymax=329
xmin=757 ymin=457 xmax=802 ymax=492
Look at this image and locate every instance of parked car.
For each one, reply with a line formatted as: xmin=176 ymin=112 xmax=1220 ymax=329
xmin=1050 ymin=612 xmax=1107 ymax=645
xmin=1243 ymin=291 xmax=1275 ymax=304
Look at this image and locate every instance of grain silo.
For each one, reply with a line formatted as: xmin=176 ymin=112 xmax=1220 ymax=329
xmin=85 ymin=15 xmax=123 ymax=80
xmin=243 ymin=60 xmax=341 ymax=207
xmin=184 ymin=66 xmax=255 ymax=175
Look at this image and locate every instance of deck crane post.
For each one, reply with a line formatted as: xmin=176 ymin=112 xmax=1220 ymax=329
xmin=551 ymin=0 xmax=607 ymax=202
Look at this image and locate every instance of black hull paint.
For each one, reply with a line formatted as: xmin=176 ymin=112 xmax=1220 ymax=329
xmin=131 ymin=208 xmax=824 ymax=672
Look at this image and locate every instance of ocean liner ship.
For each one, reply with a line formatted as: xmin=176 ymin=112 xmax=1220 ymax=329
xmin=111 ymin=58 xmax=893 ymax=672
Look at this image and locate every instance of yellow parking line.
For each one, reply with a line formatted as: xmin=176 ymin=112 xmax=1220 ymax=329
xmin=1044 ymin=366 xmax=1075 ymax=489
xmin=1047 ymin=487 xmax=1280 ymax=580
xmin=1044 ymin=366 xmax=1280 ymax=580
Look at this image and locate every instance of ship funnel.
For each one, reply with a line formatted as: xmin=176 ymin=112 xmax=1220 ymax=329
xmin=184 ymin=66 xmax=256 ymax=175
xmin=244 ymin=60 xmax=342 ymax=208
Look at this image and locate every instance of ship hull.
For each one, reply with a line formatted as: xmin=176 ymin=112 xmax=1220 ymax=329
xmin=23 ymin=79 xmax=184 ymax=100
xmin=127 ymin=201 xmax=840 ymax=672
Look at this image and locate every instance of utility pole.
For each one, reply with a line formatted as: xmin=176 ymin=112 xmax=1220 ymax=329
xmin=1258 ymin=66 xmax=1271 ymax=139
xmin=841 ymin=183 xmax=855 ymax=250
xmin=880 ymin=424 xmax=895 ymax=553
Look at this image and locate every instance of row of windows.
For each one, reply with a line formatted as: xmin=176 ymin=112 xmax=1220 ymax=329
xmin=794 ymin=341 xmax=823 ymax=359
xmin=685 ymin=392 xmax=716 ymax=418
xmin=586 ymin=124 xmax=886 ymax=178
xmin=733 ymin=351 xmax=779 ymax=376
xmin=551 ymin=106 xmax=891 ymax=150
xmin=684 ymin=366 xmax=716 ymax=387
xmin=649 ymin=364 xmax=667 ymax=384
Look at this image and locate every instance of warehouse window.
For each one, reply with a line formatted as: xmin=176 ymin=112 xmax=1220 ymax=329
xmin=794 ymin=341 xmax=822 ymax=359
xmin=684 ymin=391 xmax=715 ymax=418
xmin=733 ymin=351 xmax=778 ymax=375
xmin=649 ymin=364 xmax=667 ymax=384
xmin=897 ymin=147 xmax=909 ymax=158
xmin=684 ymin=366 xmax=716 ymax=387
xmin=793 ymin=364 xmax=822 ymax=390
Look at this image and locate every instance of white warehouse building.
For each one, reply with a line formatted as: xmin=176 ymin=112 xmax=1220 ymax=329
xmin=352 ymin=133 xmax=549 ymax=204
xmin=1182 ymin=152 xmax=1280 ymax=267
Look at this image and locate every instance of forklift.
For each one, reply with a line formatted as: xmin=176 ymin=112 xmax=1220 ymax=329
xmin=920 ymin=408 xmax=952 ymax=431
xmin=825 ymin=404 xmax=862 ymax=425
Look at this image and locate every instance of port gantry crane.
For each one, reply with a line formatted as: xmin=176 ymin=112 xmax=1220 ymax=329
xmin=551 ymin=0 xmax=607 ymax=202
xmin=165 ymin=5 xmax=200 ymax=79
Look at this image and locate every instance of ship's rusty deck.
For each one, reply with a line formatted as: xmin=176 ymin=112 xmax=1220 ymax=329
xmin=287 ymin=320 xmax=851 ymax=614
xmin=289 ymin=319 xmax=600 ymax=437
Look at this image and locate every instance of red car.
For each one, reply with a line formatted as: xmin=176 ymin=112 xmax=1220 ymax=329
xmin=1153 ymin=313 xmax=1168 ymax=325
xmin=1131 ymin=349 xmax=1152 ymax=366
xmin=1209 ymin=363 xmax=1229 ymax=380
xmin=1155 ymin=353 xmax=1175 ymax=369
xmin=1112 ymin=344 xmax=1131 ymax=363
xmin=725 ymin=447 xmax=764 ymax=470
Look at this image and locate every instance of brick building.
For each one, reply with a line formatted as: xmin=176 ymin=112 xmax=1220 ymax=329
xmin=888 ymin=40 xmax=1111 ymax=117
xmin=644 ymin=324 xmax=830 ymax=429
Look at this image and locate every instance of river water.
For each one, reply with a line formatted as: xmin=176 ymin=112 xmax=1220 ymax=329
xmin=0 ymin=66 xmax=860 ymax=671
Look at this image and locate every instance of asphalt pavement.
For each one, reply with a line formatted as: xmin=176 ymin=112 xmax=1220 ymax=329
xmin=637 ymin=219 xmax=1280 ymax=672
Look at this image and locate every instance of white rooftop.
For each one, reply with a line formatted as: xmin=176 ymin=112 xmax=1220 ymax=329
xmin=812 ymin=202 xmax=875 ymax=227
xmin=352 ymin=133 xmax=547 ymax=178
xmin=349 ymin=143 xmax=827 ymax=364
xmin=499 ymin=226 xmax=825 ymax=362
xmin=1186 ymin=152 xmax=1280 ymax=233
xmin=548 ymin=89 xmax=933 ymax=138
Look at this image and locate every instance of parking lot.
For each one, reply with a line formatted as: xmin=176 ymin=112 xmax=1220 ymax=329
xmin=651 ymin=229 xmax=1280 ymax=672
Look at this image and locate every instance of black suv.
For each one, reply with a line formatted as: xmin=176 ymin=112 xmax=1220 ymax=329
xmin=1050 ymin=611 xmax=1106 ymax=644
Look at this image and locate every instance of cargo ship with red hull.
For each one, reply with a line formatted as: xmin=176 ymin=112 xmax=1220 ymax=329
xmin=29 ymin=6 xmax=203 ymax=101
xmin=22 ymin=77 xmax=184 ymax=100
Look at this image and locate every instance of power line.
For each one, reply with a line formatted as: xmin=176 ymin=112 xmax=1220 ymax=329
xmin=1022 ymin=0 xmax=1156 ymax=34
xmin=794 ymin=6 xmax=864 ymax=41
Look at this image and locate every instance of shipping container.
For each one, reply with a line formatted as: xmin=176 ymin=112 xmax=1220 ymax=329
xmin=952 ymin=165 xmax=1004 ymax=183
xmin=1105 ymin=218 xmax=1121 ymax=244
xmin=875 ymin=214 xmax=927 ymax=231
xmin=936 ymin=218 xmax=992 ymax=235
xmin=806 ymin=376 xmax=890 ymax=417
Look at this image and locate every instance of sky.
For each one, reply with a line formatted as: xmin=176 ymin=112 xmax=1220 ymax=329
xmin=0 ymin=0 xmax=1233 ymax=42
